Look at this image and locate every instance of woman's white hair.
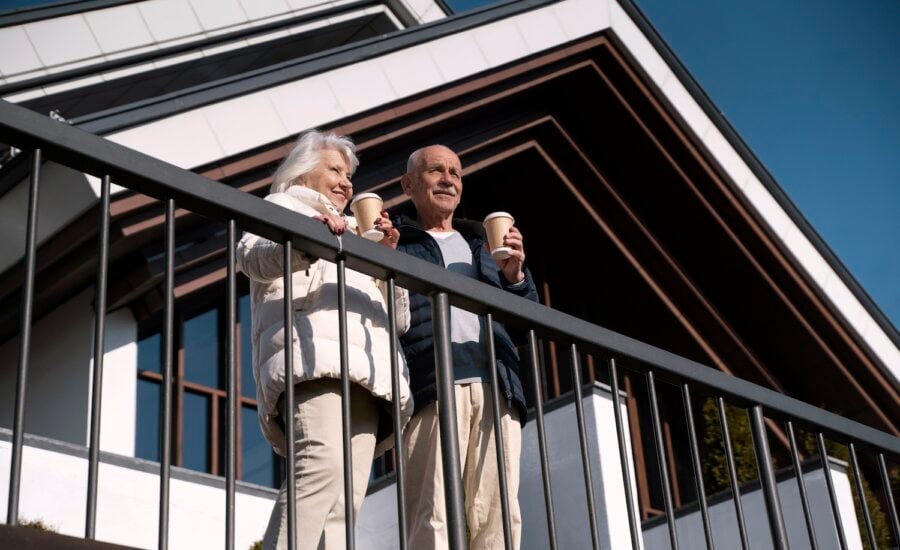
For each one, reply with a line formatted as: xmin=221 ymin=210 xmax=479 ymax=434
xmin=270 ymin=130 xmax=359 ymax=194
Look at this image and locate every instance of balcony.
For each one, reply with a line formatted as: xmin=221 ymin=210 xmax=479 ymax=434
xmin=0 ymin=88 xmax=898 ymax=550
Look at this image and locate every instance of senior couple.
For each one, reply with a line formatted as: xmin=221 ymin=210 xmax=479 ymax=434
xmin=237 ymin=131 xmax=538 ymax=550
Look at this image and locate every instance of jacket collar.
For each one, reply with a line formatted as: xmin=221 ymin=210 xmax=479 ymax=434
xmin=284 ymin=185 xmax=343 ymax=217
xmin=396 ymin=214 xmax=484 ymax=241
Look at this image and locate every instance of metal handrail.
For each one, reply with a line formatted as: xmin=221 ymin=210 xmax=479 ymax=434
xmin=3 ymin=97 xmax=900 ymax=550
xmin=1 ymin=99 xmax=897 ymax=455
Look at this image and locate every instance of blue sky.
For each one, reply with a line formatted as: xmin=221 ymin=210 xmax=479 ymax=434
xmin=632 ymin=0 xmax=900 ymax=329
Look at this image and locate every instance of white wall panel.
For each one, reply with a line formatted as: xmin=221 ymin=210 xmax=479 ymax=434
xmin=239 ymin=0 xmax=291 ymax=20
xmin=609 ymin=0 xmax=670 ymax=87
xmin=427 ymin=33 xmax=489 ymax=82
xmin=138 ymin=0 xmax=205 ymax=43
xmin=190 ymin=0 xmax=250 ymax=31
xmin=0 ymin=27 xmax=43 ymax=76
xmin=702 ymin=124 xmax=752 ymax=189
xmin=84 ymin=5 xmax=155 ymax=54
xmin=660 ymin=73 xmax=711 ymax=140
xmin=553 ymin=0 xmax=610 ymax=41
xmin=514 ymin=8 xmax=567 ymax=54
xmin=378 ymin=48 xmax=445 ymax=99
xmin=110 ymin=111 xmax=226 ymax=169
xmin=326 ymin=62 xmax=397 ymax=116
xmin=205 ymin=94 xmax=289 ymax=156
xmin=98 ymin=308 xmax=139 ymax=457
xmin=268 ymin=77 xmax=345 ymax=134
xmin=473 ymin=20 xmax=530 ymax=68
xmin=25 ymin=16 xmax=103 ymax=67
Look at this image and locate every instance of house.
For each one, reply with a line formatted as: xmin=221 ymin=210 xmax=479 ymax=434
xmin=0 ymin=0 xmax=897 ymax=548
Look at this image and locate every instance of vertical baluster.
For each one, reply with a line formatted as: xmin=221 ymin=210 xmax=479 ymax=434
xmin=608 ymin=358 xmax=641 ymax=549
xmin=569 ymin=344 xmax=600 ymax=550
xmin=748 ymin=406 xmax=788 ymax=550
xmin=85 ymin=174 xmax=111 ymax=538
xmin=681 ymin=384 xmax=714 ymax=549
xmin=817 ymin=432 xmax=848 ymax=550
xmin=283 ymin=242 xmax=297 ymax=550
xmin=431 ymin=292 xmax=466 ymax=549
xmin=848 ymin=443 xmax=877 ymax=549
xmin=386 ymin=278 xmax=409 ymax=550
xmin=527 ymin=331 xmax=558 ymax=550
xmin=785 ymin=421 xmax=818 ymax=549
xmin=159 ymin=199 xmax=175 ymax=550
xmin=225 ymin=220 xmax=237 ymax=550
xmin=646 ymin=370 xmax=678 ymax=550
xmin=6 ymin=149 xmax=41 ymax=527
xmin=877 ymin=453 xmax=900 ymax=546
xmin=716 ymin=398 xmax=749 ymax=549
xmin=485 ymin=314 xmax=513 ymax=550
xmin=336 ymin=258 xmax=355 ymax=550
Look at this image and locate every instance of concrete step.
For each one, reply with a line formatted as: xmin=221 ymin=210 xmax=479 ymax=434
xmin=0 ymin=524 xmax=140 ymax=550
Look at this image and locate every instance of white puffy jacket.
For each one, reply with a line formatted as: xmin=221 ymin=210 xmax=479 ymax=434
xmin=236 ymin=186 xmax=412 ymax=456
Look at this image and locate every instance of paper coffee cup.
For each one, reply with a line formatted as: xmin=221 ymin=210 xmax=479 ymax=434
xmin=483 ymin=212 xmax=515 ymax=260
xmin=350 ymin=192 xmax=384 ymax=241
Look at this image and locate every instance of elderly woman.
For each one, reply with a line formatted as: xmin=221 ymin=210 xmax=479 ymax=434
xmin=237 ymin=131 xmax=413 ymax=550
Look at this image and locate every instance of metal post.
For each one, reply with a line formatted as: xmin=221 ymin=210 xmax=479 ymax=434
xmin=682 ymin=384 xmax=714 ymax=549
xmin=646 ymin=370 xmax=678 ymax=550
xmin=527 ymin=331 xmax=558 ymax=550
xmin=159 ymin=199 xmax=175 ymax=550
xmin=86 ymin=174 xmax=111 ymax=538
xmin=848 ymin=443 xmax=877 ymax=549
xmin=717 ymin=398 xmax=749 ymax=549
xmin=225 ymin=220 xmax=237 ymax=550
xmin=817 ymin=432 xmax=848 ymax=550
xmin=608 ymin=358 xmax=641 ymax=549
xmin=785 ymin=421 xmax=818 ymax=549
xmin=386 ymin=278 xmax=409 ymax=550
xmin=336 ymin=258 xmax=355 ymax=550
xmin=7 ymin=149 xmax=41 ymax=526
xmin=569 ymin=344 xmax=600 ymax=550
xmin=485 ymin=314 xmax=513 ymax=550
xmin=283 ymin=243 xmax=297 ymax=550
xmin=748 ymin=406 xmax=788 ymax=550
xmin=431 ymin=292 xmax=466 ymax=549
xmin=877 ymin=453 xmax=900 ymax=546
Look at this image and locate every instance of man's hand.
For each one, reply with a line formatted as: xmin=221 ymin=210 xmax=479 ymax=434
xmin=496 ymin=226 xmax=525 ymax=284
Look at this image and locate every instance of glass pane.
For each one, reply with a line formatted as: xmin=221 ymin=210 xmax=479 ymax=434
xmin=239 ymin=294 xmax=256 ymax=399
xmin=137 ymin=332 xmax=162 ymax=374
xmin=183 ymin=391 xmax=211 ymax=473
xmin=184 ymin=307 xmax=221 ymax=388
xmin=135 ymin=379 xmax=160 ymax=462
xmin=241 ymin=405 xmax=277 ymax=487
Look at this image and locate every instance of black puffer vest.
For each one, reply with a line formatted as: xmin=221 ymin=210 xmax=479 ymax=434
xmin=394 ymin=215 xmax=539 ymax=422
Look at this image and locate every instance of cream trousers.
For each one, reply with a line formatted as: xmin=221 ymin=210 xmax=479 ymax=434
xmin=263 ymin=379 xmax=378 ymax=550
xmin=404 ymin=382 xmax=522 ymax=550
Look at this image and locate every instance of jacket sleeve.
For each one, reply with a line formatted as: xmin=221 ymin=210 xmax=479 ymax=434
xmin=236 ymin=193 xmax=317 ymax=283
xmin=501 ymin=267 xmax=539 ymax=303
xmin=376 ymin=279 xmax=411 ymax=335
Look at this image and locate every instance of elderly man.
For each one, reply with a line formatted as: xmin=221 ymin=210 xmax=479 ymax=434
xmin=392 ymin=145 xmax=538 ymax=549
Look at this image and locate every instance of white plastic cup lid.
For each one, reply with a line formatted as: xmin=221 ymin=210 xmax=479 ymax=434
xmin=350 ymin=192 xmax=383 ymax=206
xmin=483 ymin=211 xmax=514 ymax=224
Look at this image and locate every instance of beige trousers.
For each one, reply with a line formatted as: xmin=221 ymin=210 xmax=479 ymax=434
xmin=263 ymin=379 xmax=378 ymax=550
xmin=404 ymin=382 xmax=522 ymax=550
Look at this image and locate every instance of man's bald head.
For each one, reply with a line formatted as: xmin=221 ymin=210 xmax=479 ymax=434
xmin=406 ymin=145 xmax=458 ymax=175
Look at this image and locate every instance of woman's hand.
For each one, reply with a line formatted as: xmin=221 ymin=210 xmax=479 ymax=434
xmin=374 ymin=211 xmax=400 ymax=249
xmin=313 ymin=213 xmax=348 ymax=235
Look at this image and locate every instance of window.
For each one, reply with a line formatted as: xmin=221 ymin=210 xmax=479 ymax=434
xmin=135 ymin=293 xmax=279 ymax=488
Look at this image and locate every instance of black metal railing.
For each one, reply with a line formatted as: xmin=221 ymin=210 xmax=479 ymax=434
xmin=2 ymin=98 xmax=899 ymax=550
